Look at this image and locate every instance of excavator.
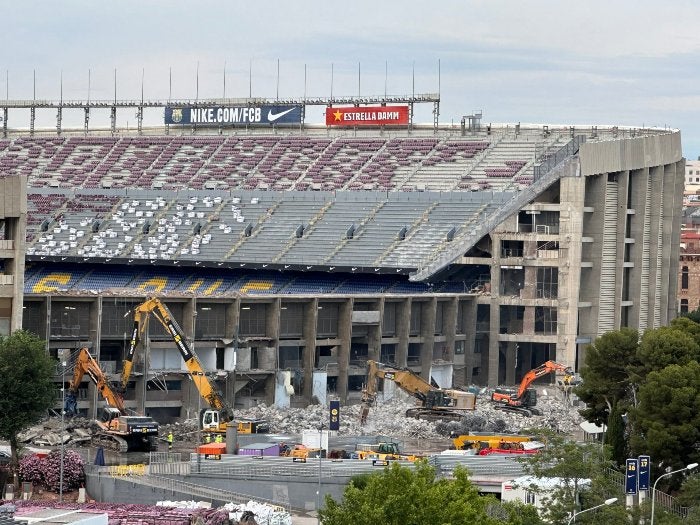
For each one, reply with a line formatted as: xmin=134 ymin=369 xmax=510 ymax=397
xmin=360 ymin=360 xmax=477 ymax=423
xmin=125 ymin=297 xmax=267 ymax=435
xmin=64 ymin=347 xmax=160 ymax=452
xmin=490 ymin=360 xmax=574 ymax=416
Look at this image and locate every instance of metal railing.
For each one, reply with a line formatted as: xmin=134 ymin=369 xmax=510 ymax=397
xmin=533 ymin=135 xmax=586 ymax=181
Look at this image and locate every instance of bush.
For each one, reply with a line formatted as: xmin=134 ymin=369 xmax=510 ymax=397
xmin=18 ymin=451 xmax=85 ymax=492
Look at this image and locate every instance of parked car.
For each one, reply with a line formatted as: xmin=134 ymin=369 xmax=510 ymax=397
xmin=0 ymin=451 xmax=10 ymax=466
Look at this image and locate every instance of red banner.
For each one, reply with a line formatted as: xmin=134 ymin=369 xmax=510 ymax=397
xmin=325 ymin=105 xmax=409 ymax=126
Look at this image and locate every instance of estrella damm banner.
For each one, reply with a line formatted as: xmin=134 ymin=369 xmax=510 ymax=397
xmin=625 ymin=458 xmax=638 ymax=495
xmin=325 ymin=105 xmax=409 ymax=126
xmin=329 ymin=400 xmax=340 ymax=431
xmin=165 ymin=105 xmax=302 ymax=125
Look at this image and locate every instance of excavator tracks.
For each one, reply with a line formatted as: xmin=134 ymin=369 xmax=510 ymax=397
xmin=493 ymin=405 xmax=541 ymax=417
xmin=405 ymin=408 xmax=465 ymax=422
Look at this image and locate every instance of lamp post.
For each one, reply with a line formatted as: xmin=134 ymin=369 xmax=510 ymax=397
xmin=651 ymin=463 xmax=698 ymax=525
xmin=59 ymin=351 xmax=67 ymax=503
xmin=567 ymin=497 xmax=617 ymax=524
xmin=317 ymin=423 xmax=324 ymax=525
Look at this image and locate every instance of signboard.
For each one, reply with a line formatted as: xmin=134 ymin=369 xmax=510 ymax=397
xmin=329 ymin=400 xmax=340 ymax=431
xmin=638 ymin=455 xmax=650 ymax=490
xmin=626 ymin=458 xmax=638 ymax=495
xmin=165 ymin=105 xmax=302 ymax=125
xmin=325 ymin=105 xmax=409 ymax=126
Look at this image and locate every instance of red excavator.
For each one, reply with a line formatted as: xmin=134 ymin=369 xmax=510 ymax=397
xmin=491 ymin=360 xmax=574 ymax=416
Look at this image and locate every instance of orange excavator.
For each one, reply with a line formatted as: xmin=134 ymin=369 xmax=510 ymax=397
xmin=64 ymin=347 xmax=159 ymax=452
xmin=491 ymin=360 xmax=573 ymax=416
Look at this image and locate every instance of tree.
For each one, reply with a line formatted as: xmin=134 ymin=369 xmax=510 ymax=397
xmin=576 ymin=328 xmax=640 ymax=424
xmin=518 ymin=431 xmax=626 ymax=524
xmin=605 ymin=402 xmax=627 ymax=466
xmin=634 ymin=327 xmax=700 ymax=381
xmin=0 ymin=330 xmax=56 ymax=478
xmin=630 ymin=362 xmax=700 ymax=475
xmin=677 ymin=474 xmax=700 ymax=524
xmin=319 ymin=461 xmax=542 ymax=525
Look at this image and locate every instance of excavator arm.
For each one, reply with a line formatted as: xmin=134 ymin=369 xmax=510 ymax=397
xmin=515 ymin=360 xmax=572 ymax=399
xmin=363 ymin=360 xmax=433 ymax=405
xmin=125 ymin=297 xmax=234 ymax=422
xmin=66 ymin=347 xmax=125 ymax=414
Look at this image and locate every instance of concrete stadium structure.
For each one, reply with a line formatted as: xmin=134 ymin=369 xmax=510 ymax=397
xmin=0 ymin=107 xmax=683 ymax=420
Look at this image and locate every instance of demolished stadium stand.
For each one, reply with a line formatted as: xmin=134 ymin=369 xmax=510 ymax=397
xmin=0 ymin=114 xmax=684 ymax=419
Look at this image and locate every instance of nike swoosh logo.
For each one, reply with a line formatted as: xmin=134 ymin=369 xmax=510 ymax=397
xmin=267 ymin=107 xmax=296 ymax=122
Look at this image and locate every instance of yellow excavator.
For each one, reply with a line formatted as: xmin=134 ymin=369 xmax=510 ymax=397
xmin=360 ymin=360 xmax=476 ymax=424
xmin=123 ymin=297 xmax=268 ymax=434
xmin=65 ymin=347 xmax=159 ymax=452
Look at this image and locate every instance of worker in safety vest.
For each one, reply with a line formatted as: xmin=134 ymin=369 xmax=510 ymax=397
xmin=215 ymin=433 xmax=223 ymax=443
xmin=204 ymin=433 xmax=211 ymax=444
xmin=167 ymin=431 xmax=173 ymax=451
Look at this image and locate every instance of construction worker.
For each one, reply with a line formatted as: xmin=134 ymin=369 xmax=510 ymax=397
xmin=204 ymin=433 xmax=211 ymax=444
xmin=215 ymin=433 xmax=223 ymax=444
xmin=167 ymin=431 xmax=173 ymax=451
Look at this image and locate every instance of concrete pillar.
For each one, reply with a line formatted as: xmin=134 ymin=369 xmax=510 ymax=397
xmin=647 ymin=166 xmax=663 ymax=329
xmin=90 ymin=296 xmax=102 ymax=419
xmin=523 ymin=306 xmax=535 ymax=336
xmin=462 ymin=299 xmax=477 ymax=385
xmin=395 ymin=299 xmax=410 ymax=368
xmin=367 ymin=299 xmax=383 ymax=362
xmin=336 ymin=299 xmax=353 ymax=403
xmin=265 ymin=298 xmax=281 ymax=404
xmin=443 ymin=297 xmax=458 ymax=363
xmin=505 ymin=342 xmax=517 ymax=384
xmin=419 ymin=298 xmax=436 ymax=381
xmin=488 ymin=232 xmax=501 ymax=386
xmin=627 ymin=168 xmax=648 ymax=333
xmin=666 ymin=160 xmax=685 ymax=323
xmin=224 ymin=298 xmax=240 ymax=408
xmin=302 ymin=299 xmax=318 ymax=402
xmin=612 ymin=170 xmax=630 ymax=329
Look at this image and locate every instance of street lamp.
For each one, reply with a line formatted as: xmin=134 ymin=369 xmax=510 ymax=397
xmin=651 ymin=463 xmax=698 ymax=525
xmin=567 ymin=497 xmax=617 ymax=524
xmin=59 ymin=352 xmax=67 ymax=503
xmin=317 ymin=423 xmax=324 ymax=525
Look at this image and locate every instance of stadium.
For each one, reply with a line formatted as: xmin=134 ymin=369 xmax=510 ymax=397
xmin=0 ymin=93 xmax=683 ymax=421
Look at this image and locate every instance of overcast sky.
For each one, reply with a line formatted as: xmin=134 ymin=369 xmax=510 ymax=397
xmin=3 ymin=0 xmax=699 ymax=157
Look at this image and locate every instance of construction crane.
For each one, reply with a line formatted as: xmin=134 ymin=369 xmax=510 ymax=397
xmin=491 ymin=360 xmax=574 ymax=416
xmin=65 ymin=347 xmax=159 ymax=452
xmin=124 ymin=297 xmax=235 ymax=434
xmin=360 ymin=360 xmax=476 ymax=424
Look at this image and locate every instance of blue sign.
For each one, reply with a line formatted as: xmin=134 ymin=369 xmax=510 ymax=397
xmin=165 ymin=105 xmax=301 ymax=125
xmin=638 ymin=455 xmax=650 ymax=490
xmin=626 ymin=458 xmax=639 ymax=495
xmin=329 ymin=400 xmax=340 ymax=431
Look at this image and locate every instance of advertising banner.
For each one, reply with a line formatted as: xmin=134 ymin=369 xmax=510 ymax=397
xmin=329 ymin=400 xmax=340 ymax=431
xmin=638 ymin=455 xmax=650 ymax=490
xmin=325 ymin=105 xmax=409 ymax=126
xmin=165 ymin=105 xmax=301 ymax=125
xmin=626 ymin=458 xmax=639 ymax=495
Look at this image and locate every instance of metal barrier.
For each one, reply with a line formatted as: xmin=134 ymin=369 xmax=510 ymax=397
xmin=108 ymin=464 xmax=146 ymax=477
xmin=149 ymin=451 xmax=182 ymax=464
xmin=533 ymin=135 xmax=586 ymax=181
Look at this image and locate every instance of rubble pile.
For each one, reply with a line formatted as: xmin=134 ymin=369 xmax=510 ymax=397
xmin=16 ymin=386 xmax=582 ymax=450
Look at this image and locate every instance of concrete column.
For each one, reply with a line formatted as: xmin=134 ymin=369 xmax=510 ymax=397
xmin=488 ymin=232 xmax=501 ymax=386
xmin=612 ymin=170 xmax=630 ymax=329
xmin=90 ymin=297 xmax=102 ymax=419
xmin=443 ymin=297 xmax=458 ymax=363
xmin=225 ymin=298 xmax=240 ymax=407
xmin=302 ymin=299 xmax=318 ymax=402
xmin=462 ymin=299 xmax=477 ymax=385
xmin=627 ymin=168 xmax=648 ymax=333
xmin=367 ymin=299 xmax=383 ymax=362
xmin=505 ymin=342 xmax=517 ymax=384
xmin=647 ymin=166 xmax=663 ymax=329
xmin=523 ymin=306 xmax=535 ymax=336
xmin=522 ymin=267 xmax=537 ymax=300
xmin=336 ymin=299 xmax=353 ymax=403
xmin=666 ymin=160 xmax=685 ymax=323
xmin=395 ymin=299 xmax=410 ymax=368
xmin=419 ymin=298 xmax=436 ymax=381
xmin=265 ymin=298 xmax=281 ymax=404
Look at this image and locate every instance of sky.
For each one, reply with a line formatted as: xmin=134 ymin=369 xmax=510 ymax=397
xmin=3 ymin=0 xmax=699 ymax=157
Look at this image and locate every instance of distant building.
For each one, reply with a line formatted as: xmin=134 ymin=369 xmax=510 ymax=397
xmin=679 ymin=231 xmax=700 ymax=313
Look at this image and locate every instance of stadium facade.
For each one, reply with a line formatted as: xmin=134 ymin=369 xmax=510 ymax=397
xmin=0 ymin=97 xmax=683 ymax=420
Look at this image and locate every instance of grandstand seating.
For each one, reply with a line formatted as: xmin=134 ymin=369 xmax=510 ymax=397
xmin=25 ymin=190 xmax=513 ymax=272
xmin=4 ymin=133 xmax=570 ymax=194
xmin=24 ymin=263 xmax=492 ymax=297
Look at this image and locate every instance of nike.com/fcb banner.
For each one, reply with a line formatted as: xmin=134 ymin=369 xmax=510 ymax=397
xmin=326 ymin=105 xmax=409 ymax=126
xmin=165 ymin=105 xmax=302 ymax=125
